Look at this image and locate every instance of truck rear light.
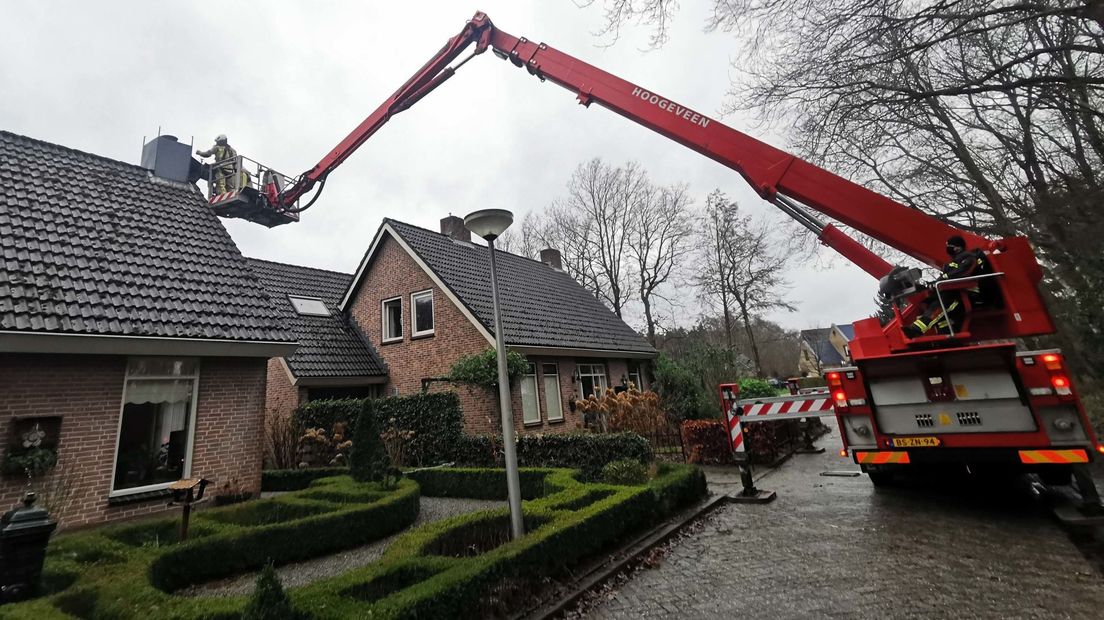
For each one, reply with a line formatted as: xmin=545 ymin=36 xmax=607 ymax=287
xmin=1051 ymin=375 xmax=1072 ymax=396
xmin=1096 ymin=444 xmax=1104 ymax=455
xmin=839 ymin=449 xmax=848 ymax=457
xmin=833 ymin=390 xmax=847 ymax=402
xmin=827 ymin=372 xmax=841 ymax=381
xmin=1041 ymin=353 xmax=1062 ymax=370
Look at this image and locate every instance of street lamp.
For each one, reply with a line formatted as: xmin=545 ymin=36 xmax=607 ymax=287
xmin=463 ymin=208 xmax=525 ymax=539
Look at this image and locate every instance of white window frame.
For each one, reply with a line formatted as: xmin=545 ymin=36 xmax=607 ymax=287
xmin=381 ymin=296 xmax=403 ymax=343
xmin=521 ymin=362 xmax=542 ymax=425
xmin=577 ymin=363 xmax=609 ymax=398
xmin=542 ymin=363 xmax=564 ymax=422
xmin=628 ymin=368 xmax=643 ymax=391
xmin=287 ymin=295 xmax=331 ymax=317
xmin=410 ymin=289 xmax=435 ymax=338
xmin=109 ymin=357 xmax=201 ymax=498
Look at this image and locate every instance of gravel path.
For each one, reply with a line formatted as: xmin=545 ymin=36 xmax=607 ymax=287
xmin=181 ymin=497 xmax=501 ymax=597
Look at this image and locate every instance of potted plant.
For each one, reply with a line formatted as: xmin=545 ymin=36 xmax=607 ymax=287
xmin=2 ymin=423 xmax=58 ymax=478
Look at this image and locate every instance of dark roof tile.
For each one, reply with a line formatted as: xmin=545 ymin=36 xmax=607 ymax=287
xmin=0 ymin=130 xmax=293 ymax=343
xmin=247 ymin=258 xmax=386 ymax=378
xmin=381 ymin=219 xmax=654 ymax=355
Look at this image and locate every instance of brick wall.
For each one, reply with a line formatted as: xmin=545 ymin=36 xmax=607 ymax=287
xmin=0 ymin=353 xmax=267 ymax=529
xmin=265 ymin=358 xmax=304 ymax=423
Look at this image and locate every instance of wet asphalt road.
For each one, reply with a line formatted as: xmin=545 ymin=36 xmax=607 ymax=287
xmin=584 ymin=435 xmax=1104 ymax=619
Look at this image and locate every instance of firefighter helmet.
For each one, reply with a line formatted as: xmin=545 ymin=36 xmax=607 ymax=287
xmin=215 ymin=134 xmax=228 ymax=144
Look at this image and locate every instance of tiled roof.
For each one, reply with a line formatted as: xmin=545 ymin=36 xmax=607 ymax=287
xmin=0 ymin=130 xmax=293 ymax=343
xmin=376 ymin=219 xmax=655 ymax=355
xmin=247 ymin=258 xmax=386 ymax=378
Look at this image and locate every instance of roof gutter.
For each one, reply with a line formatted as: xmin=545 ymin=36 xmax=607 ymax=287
xmin=292 ymin=375 xmax=389 ymax=388
xmin=511 ymin=345 xmax=657 ymax=359
xmin=0 ymin=331 xmax=299 ymax=358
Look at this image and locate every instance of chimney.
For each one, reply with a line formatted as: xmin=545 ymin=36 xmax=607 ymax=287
xmin=440 ymin=215 xmax=471 ymax=242
xmin=141 ymin=135 xmax=200 ymax=184
xmin=540 ymin=248 xmax=562 ymax=270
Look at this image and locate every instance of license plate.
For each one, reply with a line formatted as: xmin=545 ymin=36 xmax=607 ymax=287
xmin=891 ymin=436 xmax=941 ymax=448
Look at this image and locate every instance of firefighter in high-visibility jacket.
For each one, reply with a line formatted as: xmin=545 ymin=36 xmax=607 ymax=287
xmin=907 ymin=235 xmax=990 ymax=336
xmin=196 ymin=135 xmax=240 ymax=194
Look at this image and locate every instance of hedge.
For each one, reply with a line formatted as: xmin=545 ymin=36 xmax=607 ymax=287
xmin=262 ymin=467 xmax=349 ymax=491
xmin=1 ymin=465 xmax=706 ymax=620
xmin=406 ymin=468 xmax=561 ymax=500
xmin=291 ymin=393 xmax=465 ymax=467
xmin=0 ymin=476 xmax=418 ymax=619
xmin=294 ymin=464 xmax=706 ymax=619
xmin=680 ymin=419 xmax=732 ymax=465
xmin=454 ymin=432 xmax=654 ymax=478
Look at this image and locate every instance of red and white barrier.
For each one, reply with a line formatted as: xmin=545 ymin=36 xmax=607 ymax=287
xmin=738 ymin=396 xmax=835 ymax=422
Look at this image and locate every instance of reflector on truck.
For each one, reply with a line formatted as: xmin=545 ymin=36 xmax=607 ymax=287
xmin=1018 ymin=449 xmax=1088 ymax=464
xmin=855 ymin=451 xmax=910 ymax=464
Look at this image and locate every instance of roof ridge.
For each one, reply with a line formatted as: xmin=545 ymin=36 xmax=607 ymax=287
xmin=383 ymin=217 xmax=561 ymax=270
xmin=0 ymin=129 xmax=152 ymax=175
xmin=245 ymin=256 xmax=353 ymax=278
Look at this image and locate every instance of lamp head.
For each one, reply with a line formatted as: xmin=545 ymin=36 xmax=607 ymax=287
xmin=463 ymin=209 xmax=513 ymax=240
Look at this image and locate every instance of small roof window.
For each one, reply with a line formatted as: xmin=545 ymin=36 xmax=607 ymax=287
xmin=288 ymin=295 xmax=330 ymax=317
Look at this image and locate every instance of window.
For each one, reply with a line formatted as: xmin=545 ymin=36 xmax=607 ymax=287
xmin=411 ymin=290 xmax=434 ymax=337
xmin=542 ymin=363 xmax=563 ymax=421
xmin=381 ymin=297 xmax=402 ymax=342
xmin=112 ymin=358 xmax=199 ymax=495
xmin=577 ymin=363 xmax=608 ymax=398
xmin=521 ymin=363 xmax=541 ymax=425
xmin=288 ymin=295 xmax=330 ymax=316
xmin=628 ymin=364 xmax=644 ymax=391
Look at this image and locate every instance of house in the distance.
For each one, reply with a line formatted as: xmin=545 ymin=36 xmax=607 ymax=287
xmin=258 ymin=217 xmax=657 ymax=434
xmin=0 ymin=131 xmax=296 ymax=528
xmin=797 ymin=324 xmax=855 ymax=376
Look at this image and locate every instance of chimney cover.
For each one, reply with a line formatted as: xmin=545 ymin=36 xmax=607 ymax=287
xmin=440 ymin=215 xmax=472 ymax=242
xmin=540 ymin=248 xmax=562 ymax=270
xmin=141 ymin=134 xmax=195 ymax=184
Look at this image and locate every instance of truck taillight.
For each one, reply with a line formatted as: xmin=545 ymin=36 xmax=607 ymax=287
xmin=1041 ymin=353 xmax=1063 ymax=371
xmin=827 ymin=372 xmax=849 ymax=410
xmin=833 ymin=390 xmax=847 ymax=402
xmin=1051 ymin=375 xmax=1072 ymax=396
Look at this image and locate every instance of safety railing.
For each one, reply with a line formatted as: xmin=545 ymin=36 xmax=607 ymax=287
xmin=932 ymin=272 xmax=1004 ymax=337
xmin=206 ymin=155 xmax=300 ymax=221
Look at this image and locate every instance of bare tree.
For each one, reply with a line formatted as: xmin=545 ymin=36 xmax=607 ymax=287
xmin=695 ymin=190 xmax=794 ymax=376
xmin=536 ymin=159 xmax=654 ymax=317
xmin=628 ymin=183 xmax=694 ymax=344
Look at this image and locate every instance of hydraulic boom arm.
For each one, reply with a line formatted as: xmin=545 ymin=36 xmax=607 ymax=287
xmin=278 ymin=12 xmax=1053 ymax=340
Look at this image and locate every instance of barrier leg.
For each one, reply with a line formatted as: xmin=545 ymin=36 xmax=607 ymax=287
xmin=729 ymin=456 xmax=776 ymax=504
xmin=794 ymin=418 xmax=826 ymax=455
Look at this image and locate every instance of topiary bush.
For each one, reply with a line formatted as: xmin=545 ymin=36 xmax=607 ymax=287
xmin=243 ymin=564 xmax=301 ymax=620
xmin=262 ymin=467 xmax=350 ymax=492
xmin=374 ymin=392 xmax=463 ymax=466
xmin=601 ymin=459 xmax=649 ymax=485
xmin=350 ymin=399 xmax=388 ymax=483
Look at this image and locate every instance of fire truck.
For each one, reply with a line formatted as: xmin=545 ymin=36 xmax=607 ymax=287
xmin=211 ymin=12 xmax=1102 ymax=508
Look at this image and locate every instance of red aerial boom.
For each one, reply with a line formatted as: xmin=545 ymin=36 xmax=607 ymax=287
xmin=275 ymin=11 xmax=1054 ymax=356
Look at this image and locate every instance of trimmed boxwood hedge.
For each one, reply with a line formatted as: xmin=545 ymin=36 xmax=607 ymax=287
xmin=294 ymin=464 xmax=705 ymax=619
xmin=0 ymin=476 xmax=418 ymax=620
xmin=1 ymin=465 xmax=705 ymax=620
xmin=454 ymin=432 xmax=654 ymax=478
xmin=261 ymin=467 xmax=349 ymax=491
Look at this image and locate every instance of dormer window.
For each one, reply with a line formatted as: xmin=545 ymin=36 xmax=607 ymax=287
xmin=288 ymin=295 xmax=330 ymax=317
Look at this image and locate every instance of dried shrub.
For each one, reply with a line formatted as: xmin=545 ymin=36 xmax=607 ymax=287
xmin=575 ymin=386 xmax=667 ymax=435
xmin=264 ymin=413 xmax=299 ymax=470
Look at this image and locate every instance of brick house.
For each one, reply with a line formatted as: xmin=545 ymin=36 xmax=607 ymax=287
xmin=0 ymin=131 xmax=296 ymax=528
xmin=259 ymin=217 xmax=656 ymax=435
xmin=797 ymin=324 xmax=855 ymax=375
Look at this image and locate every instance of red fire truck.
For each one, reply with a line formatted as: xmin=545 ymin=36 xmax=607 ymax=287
xmin=212 ymin=12 xmax=1102 ymax=510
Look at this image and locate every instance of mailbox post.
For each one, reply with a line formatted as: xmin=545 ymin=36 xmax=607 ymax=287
xmin=168 ymin=478 xmax=209 ymax=541
xmin=0 ymin=492 xmax=58 ymax=603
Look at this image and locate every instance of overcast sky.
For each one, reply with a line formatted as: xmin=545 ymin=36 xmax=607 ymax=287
xmin=1 ymin=1 xmax=879 ymax=333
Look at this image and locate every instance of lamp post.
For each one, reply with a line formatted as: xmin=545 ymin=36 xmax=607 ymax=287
xmin=463 ymin=208 xmax=524 ymax=539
